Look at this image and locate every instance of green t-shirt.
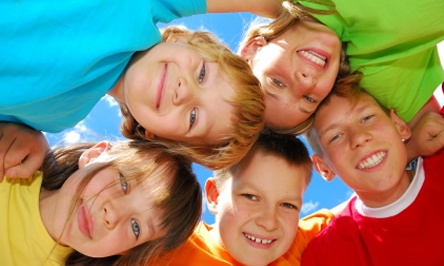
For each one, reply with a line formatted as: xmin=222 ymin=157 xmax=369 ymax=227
xmin=299 ymin=0 xmax=444 ymax=122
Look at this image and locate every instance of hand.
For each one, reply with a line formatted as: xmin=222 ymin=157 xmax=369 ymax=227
xmin=405 ymin=111 xmax=444 ymax=162
xmin=0 ymin=122 xmax=50 ymax=181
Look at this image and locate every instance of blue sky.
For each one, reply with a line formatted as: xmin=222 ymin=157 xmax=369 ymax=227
xmin=45 ymin=12 xmax=444 ymax=224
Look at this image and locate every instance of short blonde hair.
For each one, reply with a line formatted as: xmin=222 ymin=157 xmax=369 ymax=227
xmin=121 ymin=26 xmax=265 ymax=170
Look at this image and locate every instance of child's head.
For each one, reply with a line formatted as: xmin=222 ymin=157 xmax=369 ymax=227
xmin=119 ymin=25 xmax=265 ymax=170
xmin=41 ymin=140 xmax=202 ymax=265
xmin=305 ymin=85 xmax=412 ymax=207
xmin=206 ymin=131 xmax=312 ymax=265
xmin=239 ymin=1 xmax=356 ymax=134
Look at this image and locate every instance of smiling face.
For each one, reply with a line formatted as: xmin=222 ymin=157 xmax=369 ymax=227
xmin=123 ymin=42 xmax=236 ymax=145
xmin=206 ymin=150 xmax=307 ymax=265
xmin=243 ymin=21 xmax=341 ymax=130
xmin=46 ymin=156 xmax=169 ymax=257
xmin=312 ymin=93 xmax=412 ymax=207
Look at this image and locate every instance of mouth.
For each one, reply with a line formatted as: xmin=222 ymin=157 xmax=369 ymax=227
xmin=156 ymin=63 xmax=167 ymax=110
xmin=243 ymin=232 xmax=275 ymax=245
xmin=297 ymin=50 xmax=327 ymax=68
xmin=77 ymin=201 xmax=93 ymax=239
xmin=357 ymin=151 xmax=387 ymax=170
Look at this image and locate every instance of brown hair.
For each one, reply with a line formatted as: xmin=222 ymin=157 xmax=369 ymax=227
xmin=41 ymin=140 xmax=202 ymax=265
xmin=120 ymin=26 xmax=265 ymax=170
xmin=240 ymin=0 xmax=360 ymax=135
xmin=214 ymin=130 xmax=313 ymax=189
xmin=305 ymin=73 xmax=365 ymax=155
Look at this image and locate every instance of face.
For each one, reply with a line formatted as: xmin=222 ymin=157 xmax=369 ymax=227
xmin=208 ymin=151 xmax=307 ymax=265
xmin=51 ymin=158 xmax=167 ymax=257
xmin=123 ymin=42 xmax=236 ymax=144
xmin=312 ymin=94 xmax=412 ymax=207
xmin=245 ymin=21 xmax=341 ymax=130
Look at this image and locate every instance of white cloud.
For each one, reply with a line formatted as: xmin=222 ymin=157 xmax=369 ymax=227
xmin=301 ymin=200 xmax=320 ymax=215
xmin=104 ymin=94 xmax=118 ymax=107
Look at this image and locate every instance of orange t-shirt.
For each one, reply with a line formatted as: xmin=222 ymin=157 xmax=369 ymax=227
xmin=149 ymin=209 xmax=334 ymax=266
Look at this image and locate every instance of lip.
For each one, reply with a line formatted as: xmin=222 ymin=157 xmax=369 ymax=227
xmin=77 ymin=201 xmax=93 ymax=239
xmin=156 ymin=63 xmax=167 ymax=110
xmin=297 ymin=48 xmax=330 ymax=70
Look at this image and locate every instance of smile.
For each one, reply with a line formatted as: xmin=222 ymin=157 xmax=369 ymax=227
xmin=357 ymin=151 xmax=387 ymax=170
xmin=243 ymin=232 xmax=274 ymax=245
xmin=298 ymin=50 xmax=327 ymax=68
xmin=156 ymin=63 xmax=167 ymax=110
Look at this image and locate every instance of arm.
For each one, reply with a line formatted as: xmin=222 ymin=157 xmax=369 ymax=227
xmin=405 ymin=110 xmax=444 ymax=162
xmin=0 ymin=122 xmax=49 ymax=181
xmin=206 ymin=0 xmax=283 ymax=18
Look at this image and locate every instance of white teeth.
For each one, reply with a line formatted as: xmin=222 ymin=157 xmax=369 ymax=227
xmin=358 ymin=151 xmax=386 ymax=169
xmin=299 ymin=50 xmax=326 ymax=67
xmin=244 ymin=233 xmax=273 ymax=244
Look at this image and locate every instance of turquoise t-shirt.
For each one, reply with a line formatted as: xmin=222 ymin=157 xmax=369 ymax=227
xmin=0 ymin=0 xmax=206 ymax=132
xmin=300 ymin=0 xmax=444 ymax=122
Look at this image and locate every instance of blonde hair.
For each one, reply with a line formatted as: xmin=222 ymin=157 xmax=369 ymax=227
xmin=120 ymin=26 xmax=265 ymax=170
xmin=41 ymin=140 xmax=202 ymax=265
xmin=240 ymin=0 xmax=356 ymax=135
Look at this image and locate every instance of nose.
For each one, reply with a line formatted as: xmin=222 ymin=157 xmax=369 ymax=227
xmin=103 ymin=201 xmax=126 ymax=230
xmin=255 ymin=206 xmax=279 ymax=232
xmin=173 ymin=77 xmax=195 ymax=106
xmin=294 ymin=70 xmax=316 ymax=91
xmin=349 ymin=127 xmax=372 ymax=149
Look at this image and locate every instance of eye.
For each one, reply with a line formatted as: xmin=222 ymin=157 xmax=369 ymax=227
xmin=198 ymin=62 xmax=206 ymax=83
xmin=242 ymin=194 xmax=258 ymax=201
xmin=131 ymin=219 xmax=141 ymax=239
xmin=271 ymin=78 xmax=284 ymax=88
xmin=304 ymin=95 xmax=316 ymax=103
xmin=189 ymin=108 xmax=197 ymax=129
xmin=119 ymin=174 xmax=128 ymax=194
xmin=361 ymin=114 xmax=374 ymax=123
xmin=281 ymin=202 xmax=298 ymax=210
xmin=328 ymin=133 xmax=342 ymax=143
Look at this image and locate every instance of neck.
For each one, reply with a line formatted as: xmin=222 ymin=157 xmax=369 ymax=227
xmin=107 ymin=75 xmax=125 ymax=103
xmin=39 ymin=188 xmax=65 ymax=245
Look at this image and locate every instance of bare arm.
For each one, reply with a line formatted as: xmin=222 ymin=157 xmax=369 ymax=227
xmin=206 ymin=0 xmax=283 ymax=18
xmin=0 ymin=122 xmax=49 ymax=181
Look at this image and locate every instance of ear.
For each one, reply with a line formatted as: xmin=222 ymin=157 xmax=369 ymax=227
xmin=205 ymin=178 xmax=220 ymax=215
xmin=389 ymin=109 xmax=412 ymax=141
xmin=78 ymin=141 xmax=111 ymax=168
xmin=239 ymin=36 xmax=267 ymax=61
xmin=312 ymin=154 xmax=336 ymax=182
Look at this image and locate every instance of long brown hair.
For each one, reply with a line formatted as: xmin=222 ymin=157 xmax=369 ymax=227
xmin=41 ymin=140 xmax=202 ymax=265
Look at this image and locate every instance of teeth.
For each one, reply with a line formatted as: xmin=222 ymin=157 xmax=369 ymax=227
xmin=244 ymin=233 xmax=273 ymax=244
xmin=299 ymin=50 xmax=326 ymax=67
xmin=358 ymin=151 xmax=386 ymax=169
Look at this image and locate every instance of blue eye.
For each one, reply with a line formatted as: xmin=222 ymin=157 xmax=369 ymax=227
xmin=119 ymin=174 xmax=128 ymax=194
xmin=198 ymin=63 xmax=206 ymax=83
xmin=131 ymin=219 xmax=140 ymax=239
xmin=189 ymin=108 xmax=197 ymax=129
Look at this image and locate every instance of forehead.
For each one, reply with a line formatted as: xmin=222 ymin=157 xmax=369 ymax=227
xmin=232 ymin=150 xmax=307 ymax=191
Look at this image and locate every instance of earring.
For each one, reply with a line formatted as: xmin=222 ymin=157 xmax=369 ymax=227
xmin=401 ymin=138 xmax=406 ymax=143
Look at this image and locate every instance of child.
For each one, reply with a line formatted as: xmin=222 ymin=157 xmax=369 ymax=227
xmin=0 ymin=140 xmax=202 ymax=265
xmin=0 ymin=25 xmax=266 ymax=180
xmin=148 ymin=131 xmax=336 ymax=265
xmin=239 ymin=0 xmax=443 ymax=133
xmin=302 ymin=86 xmax=444 ymax=265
